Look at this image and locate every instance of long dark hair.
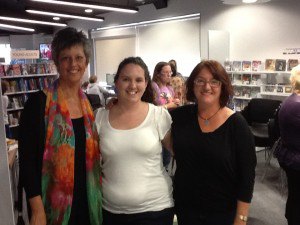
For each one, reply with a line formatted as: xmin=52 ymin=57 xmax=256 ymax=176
xmin=114 ymin=57 xmax=154 ymax=103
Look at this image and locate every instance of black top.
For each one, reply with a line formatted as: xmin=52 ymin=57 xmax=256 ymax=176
xmin=170 ymin=104 xmax=256 ymax=213
xmin=18 ymin=91 xmax=90 ymax=224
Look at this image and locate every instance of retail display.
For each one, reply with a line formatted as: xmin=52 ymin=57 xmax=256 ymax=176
xmin=0 ymin=62 xmax=57 ymax=128
xmin=225 ymin=59 xmax=297 ymax=111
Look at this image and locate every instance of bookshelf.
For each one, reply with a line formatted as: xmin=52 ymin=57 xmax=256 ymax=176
xmin=1 ymin=62 xmax=57 ymax=130
xmin=227 ymin=70 xmax=291 ymax=111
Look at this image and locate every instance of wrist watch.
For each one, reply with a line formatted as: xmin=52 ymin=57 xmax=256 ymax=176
xmin=238 ymin=214 xmax=248 ymax=222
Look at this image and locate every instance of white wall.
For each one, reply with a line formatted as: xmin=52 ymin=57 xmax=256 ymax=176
xmin=70 ymin=0 xmax=300 ymax=64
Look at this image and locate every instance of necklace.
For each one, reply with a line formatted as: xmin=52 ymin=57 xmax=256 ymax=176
xmin=198 ymin=107 xmax=221 ymax=125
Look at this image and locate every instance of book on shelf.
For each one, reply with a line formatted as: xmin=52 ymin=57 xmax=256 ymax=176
xmin=9 ymin=80 xmax=19 ymax=93
xmin=242 ymin=74 xmax=251 ymax=85
xmin=29 ymin=64 xmax=38 ymax=74
xmin=46 ymin=61 xmax=57 ymax=74
xmin=233 ymin=74 xmax=242 ymax=85
xmin=0 ymin=64 xmax=5 ymax=77
xmin=37 ymin=64 xmax=46 ymax=74
xmin=275 ymin=59 xmax=287 ymax=71
xmin=12 ymin=97 xmax=21 ymax=108
xmin=242 ymin=61 xmax=251 ymax=72
xmin=12 ymin=64 xmax=22 ymax=76
xmin=232 ymin=61 xmax=242 ymax=72
xmin=265 ymin=59 xmax=276 ymax=71
xmin=234 ymin=99 xmax=247 ymax=112
xmin=224 ymin=60 xmax=232 ymax=71
xmin=251 ymin=60 xmax=262 ymax=71
xmin=287 ymin=59 xmax=299 ymax=71
xmin=251 ymin=74 xmax=261 ymax=85
xmin=20 ymin=64 xmax=29 ymax=75
xmin=8 ymin=111 xmax=21 ymax=126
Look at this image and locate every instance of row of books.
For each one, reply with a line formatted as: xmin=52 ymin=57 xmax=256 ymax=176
xmin=224 ymin=59 xmax=299 ymax=72
xmin=231 ymin=74 xmax=262 ymax=85
xmin=233 ymin=86 xmax=260 ymax=99
xmin=0 ymin=62 xmax=57 ymax=77
xmin=6 ymin=77 xmax=55 ymax=94
xmin=8 ymin=111 xmax=21 ymax=127
xmin=234 ymin=99 xmax=249 ymax=112
xmin=8 ymin=96 xmax=26 ymax=110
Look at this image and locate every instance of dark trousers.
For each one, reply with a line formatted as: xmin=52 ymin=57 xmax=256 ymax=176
xmin=176 ymin=208 xmax=236 ymax=225
xmin=102 ymin=207 xmax=174 ymax=225
xmin=284 ymin=167 xmax=300 ymax=225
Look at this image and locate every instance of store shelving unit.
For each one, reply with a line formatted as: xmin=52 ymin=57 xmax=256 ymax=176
xmin=228 ymin=70 xmax=291 ymax=111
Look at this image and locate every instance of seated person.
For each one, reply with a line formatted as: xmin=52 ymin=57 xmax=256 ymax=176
xmin=87 ymin=75 xmax=110 ymax=107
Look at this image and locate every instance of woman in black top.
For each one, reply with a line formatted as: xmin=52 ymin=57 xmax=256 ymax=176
xmin=18 ymin=27 xmax=102 ymax=225
xmin=170 ymin=60 xmax=256 ymax=225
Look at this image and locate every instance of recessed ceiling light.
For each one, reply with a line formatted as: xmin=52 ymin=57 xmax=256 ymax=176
xmin=26 ymin=9 xmax=104 ymax=22
xmin=85 ymin=9 xmax=93 ymax=13
xmin=243 ymin=0 xmax=257 ymax=3
xmin=53 ymin=17 xmax=60 ymax=20
xmin=30 ymin=0 xmax=138 ymax=13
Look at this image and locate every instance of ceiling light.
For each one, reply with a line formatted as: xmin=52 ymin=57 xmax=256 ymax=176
xmin=85 ymin=9 xmax=93 ymax=13
xmin=96 ymin=13 xmax=200 ymax=31
xmin=26 ymin=9 xmax=104 ymax=22
xmin=30 ymin=0 xmax=138 ymax=14
xmin=0 ymin=16 xmax=67 ymax=27
xmin=242 ymin=0 xmax=257 ymax=3
xmin=53 ymin=17 xmax=60 ymax=20
xmin=0 ymin=23 xmax=35 ymax=32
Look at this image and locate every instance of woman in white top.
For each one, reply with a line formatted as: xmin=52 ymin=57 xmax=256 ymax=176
xmin=95 ymin=57 xmax=174 ymax=225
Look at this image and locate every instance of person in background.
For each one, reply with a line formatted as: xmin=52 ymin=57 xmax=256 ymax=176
xmin=170 ymin=60 xmax=256 ymax=225
xmin=169 ymin=59 xmax=186 ymax=106
xmin=152 ymin=61 xmax=180 ymax=109
xmin=95 ymin=57 xmax=174 ymax=225
xmin=1 ymin=80 xmax=11 ymax=138
xmin=276 ymin=64 xmax=300 ymax=225
xmin=152 ymin=61 xmax=180 ymax=168
xmin=81 ymin=80 xmax=90 ymax=93
xmin=168 ymin=59 xmax=182 ymax=77
xmin=87 ymin=75 xmax=110 ymax=107
xmin=18 ymin=27 xmax=102 ymax=225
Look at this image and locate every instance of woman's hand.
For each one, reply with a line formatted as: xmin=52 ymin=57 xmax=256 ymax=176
xmin=105 ymin=97 xmax=118 ymax=110
xmin=29 ymin=196 xmax=46 ymax=225
xmin=30 ymin=210 xmax=46 ymax=225
xmin=173 ymin=98 xmax=180 ymax=106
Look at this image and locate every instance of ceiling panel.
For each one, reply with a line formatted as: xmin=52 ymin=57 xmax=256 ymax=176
xmin=0 ymin=0 xmax=167 ymax=36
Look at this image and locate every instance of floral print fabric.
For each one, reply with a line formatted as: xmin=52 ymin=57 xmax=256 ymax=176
xmin=42 ymin=80 xmax=102 ymax=225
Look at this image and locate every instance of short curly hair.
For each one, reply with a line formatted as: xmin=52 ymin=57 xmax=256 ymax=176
xmin=51 ymin=27 xmax=91 ymax=68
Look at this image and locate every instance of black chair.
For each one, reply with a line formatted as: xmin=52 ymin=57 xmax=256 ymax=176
xmin=86 ymin=93 xmax=102 ymax=111
xmin=241 ymin=98 xmax=282 ymax=150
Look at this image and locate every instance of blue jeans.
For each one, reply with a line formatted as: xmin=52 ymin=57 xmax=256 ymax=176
xmin=103 ymin=207 xmax=174 ymax=225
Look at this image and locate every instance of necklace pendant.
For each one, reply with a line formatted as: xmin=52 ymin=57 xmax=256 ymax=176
xmin=204 ymin=119 xmax=209 ymax=125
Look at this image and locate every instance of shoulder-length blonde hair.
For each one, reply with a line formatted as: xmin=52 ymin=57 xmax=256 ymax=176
xmin=290 ymin=64 xmax=300 ymax=92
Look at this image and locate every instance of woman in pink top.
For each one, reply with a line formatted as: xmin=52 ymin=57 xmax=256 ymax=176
xmin=152 ymin=62 xmax=180 ymax=110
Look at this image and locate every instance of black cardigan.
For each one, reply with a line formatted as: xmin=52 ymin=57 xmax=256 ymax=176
xmin=19 ymin=91 xmax=46 ymax=198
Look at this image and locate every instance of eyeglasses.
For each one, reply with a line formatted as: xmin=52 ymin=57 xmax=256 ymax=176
xmin=194 ymin=78 xmax=221 ymax=88
xmin=160 ymin=71 xmax=173 ymax=76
